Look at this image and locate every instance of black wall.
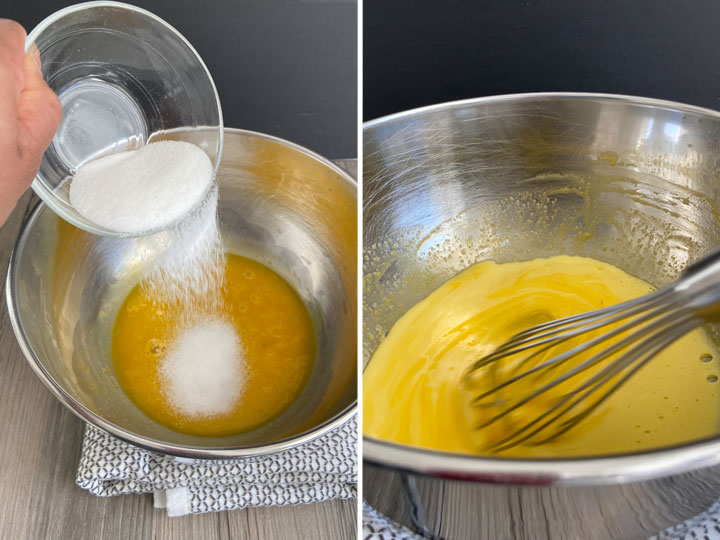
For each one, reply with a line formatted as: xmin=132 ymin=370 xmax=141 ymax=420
xmin=364 ymin=0 xmax=720 ymax=120
xmin=8 ymin=0 xmax=357 ymax=159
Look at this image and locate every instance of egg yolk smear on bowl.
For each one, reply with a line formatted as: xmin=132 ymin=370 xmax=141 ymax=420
xmin=363 ymin=255 xmax=720 ymax=457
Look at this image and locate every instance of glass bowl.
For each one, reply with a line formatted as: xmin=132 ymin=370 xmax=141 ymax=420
xmin=26 ymin=1 xmax=224 ymax=237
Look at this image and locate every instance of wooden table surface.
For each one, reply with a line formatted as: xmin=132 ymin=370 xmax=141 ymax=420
xmin=0 ymin=191 xmax=357 ymax=540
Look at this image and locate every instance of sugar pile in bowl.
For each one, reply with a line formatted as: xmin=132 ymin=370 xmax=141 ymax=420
xmin=160 ymin=319 xmax=247 ymax=417
xmin=72 ymin=140 xmax=247 ymax=419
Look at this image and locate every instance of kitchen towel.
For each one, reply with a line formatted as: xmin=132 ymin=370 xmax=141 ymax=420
xmin=651 ymin=499 xmax=720 ymax=540
xmin=363 ymin=502 xmax=424 ymax=540
xmin=77 ymin=415 xmax=356 ymax=516
xmin=362 ymin=498 xmax=720 ymax=540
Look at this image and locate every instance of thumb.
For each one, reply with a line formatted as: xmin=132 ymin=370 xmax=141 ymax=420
xmin=17 ymin=53 xmax=61 ymax=164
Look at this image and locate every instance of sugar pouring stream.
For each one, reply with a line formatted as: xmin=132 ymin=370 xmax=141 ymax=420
xmin=465 ymin=247 xmax=720 ymax=452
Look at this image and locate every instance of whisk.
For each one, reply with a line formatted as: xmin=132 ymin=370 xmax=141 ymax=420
xmin=465 ymin=252 xmax=720 ymax=453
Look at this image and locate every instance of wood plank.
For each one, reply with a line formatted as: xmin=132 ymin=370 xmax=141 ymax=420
xmin=245 ymin=499 xmax=357 ymax=540
xmin=155 ymin=510 xmax=227 ymax=540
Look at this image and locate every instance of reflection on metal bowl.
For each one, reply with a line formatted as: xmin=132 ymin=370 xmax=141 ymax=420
xmin=363 ymin=93 xmax=720 ymax=539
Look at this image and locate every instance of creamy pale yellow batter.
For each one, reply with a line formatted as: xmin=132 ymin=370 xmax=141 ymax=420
xmin=363 ymin=255 xmax=720 ymax=457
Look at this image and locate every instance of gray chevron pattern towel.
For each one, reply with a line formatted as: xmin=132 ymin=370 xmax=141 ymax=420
xmin=76 ymin=416 xmax=357 ymax=516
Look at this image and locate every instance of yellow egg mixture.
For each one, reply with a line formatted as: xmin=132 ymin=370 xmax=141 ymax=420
xmin=113 ymin=254 xmax=315 ymax=437
xmin=363 ymin=255 xmax=720 ymax=457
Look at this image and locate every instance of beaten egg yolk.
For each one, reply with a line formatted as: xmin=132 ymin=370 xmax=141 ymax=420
xmin=363 ymin=255 xmax=720 ymax=457
xmin=113 ymin=254 xmax=315 ymax=437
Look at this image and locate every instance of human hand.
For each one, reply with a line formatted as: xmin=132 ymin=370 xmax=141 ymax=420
xmin=0 ymin=19 xmax=61 ymax=227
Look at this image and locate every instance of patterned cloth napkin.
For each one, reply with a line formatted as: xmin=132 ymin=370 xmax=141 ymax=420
xmin=362 ymin=498 xmax=720 ymax=540
xmin=76 ymin=416 xmax=357 ymax=516
xmin=363 ymin=503 xmax=424 ymax=540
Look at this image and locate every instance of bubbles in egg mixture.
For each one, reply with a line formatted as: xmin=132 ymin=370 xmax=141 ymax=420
xmin=146 ymin=339 xmax=167 ymax=356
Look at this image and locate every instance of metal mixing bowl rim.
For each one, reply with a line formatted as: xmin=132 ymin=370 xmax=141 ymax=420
xmin=27 ymin=0 xmax=225 ymax=240
xmin=6 ymin=127 xmax=356 ymax=459
xmin=364 ymin=91 xmax=720 ymax=130
xmin=363 ymin=92 xmax=720 ymax=485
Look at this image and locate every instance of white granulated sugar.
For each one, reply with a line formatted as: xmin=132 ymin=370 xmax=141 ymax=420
xmin=160 ymin=319 xmax=246 ymax=417
xmin=141 ymin=186 xmax=225 ymax=310
xmin=69 ymin=140 xmax=213 ymax=234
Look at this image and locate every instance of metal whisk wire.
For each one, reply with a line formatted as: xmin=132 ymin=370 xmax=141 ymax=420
xmin=470 ymin=290 xmax=680 ymax=403
xmin=465 ymin=253 xmax=720 ymax=453
xmin=470 ymin=288 xmax=675 ymax=375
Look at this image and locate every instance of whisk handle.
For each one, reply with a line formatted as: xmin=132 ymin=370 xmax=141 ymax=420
xmin=683 ymin=248 xmax=720 ymax=279
xmin=675 ymin=249 xmax=720 ymax=315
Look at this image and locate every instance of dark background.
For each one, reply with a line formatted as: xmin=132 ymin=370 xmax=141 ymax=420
xmin=364 ymin=0 xmax=720 ymax=120
xmin=8 ymin=0 xmax=357 ymax=159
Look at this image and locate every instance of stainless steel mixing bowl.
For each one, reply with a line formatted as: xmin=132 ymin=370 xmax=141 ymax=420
xmin=363 ymin=93 xmax=720 ymax=539
xmin=7 ymin=128 xmax=356 ymax=458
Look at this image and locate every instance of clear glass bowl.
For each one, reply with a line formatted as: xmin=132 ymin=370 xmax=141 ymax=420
xmin=26 ymin=1 xmax=224 ymax=237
